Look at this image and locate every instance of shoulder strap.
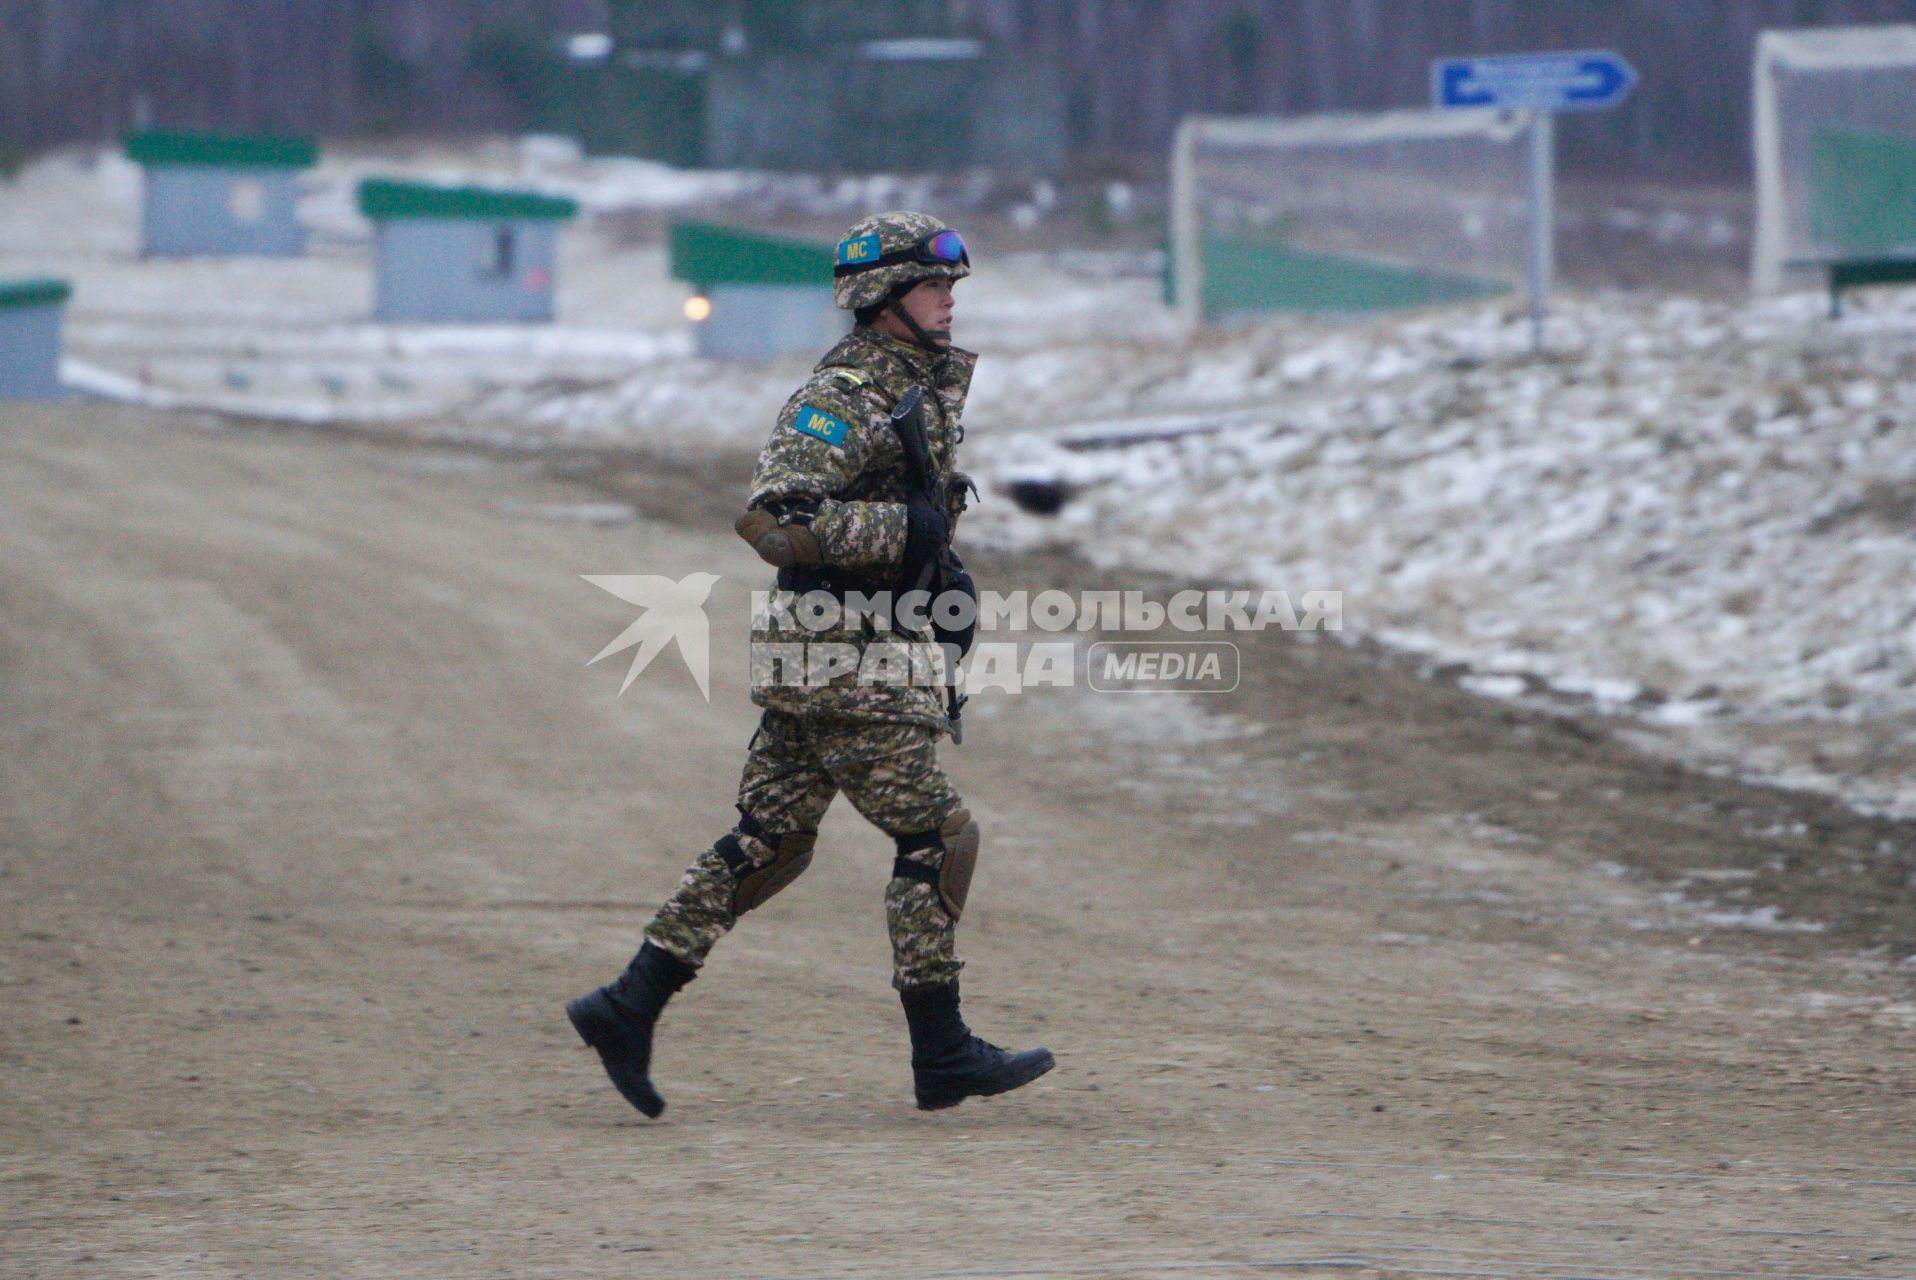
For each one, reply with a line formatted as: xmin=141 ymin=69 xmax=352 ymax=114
xmin=821 ymin=366 xmax=872 ymax=391
xmin=817 ymin=364 xmax=909 ymax=421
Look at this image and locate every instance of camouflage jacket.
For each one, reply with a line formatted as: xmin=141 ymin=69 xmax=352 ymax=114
xmin=745 ymin=325 xmax=976 ymax=732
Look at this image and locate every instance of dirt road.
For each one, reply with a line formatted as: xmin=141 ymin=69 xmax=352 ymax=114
xmin=3 ymin=403 xmax=1912 ymax=1278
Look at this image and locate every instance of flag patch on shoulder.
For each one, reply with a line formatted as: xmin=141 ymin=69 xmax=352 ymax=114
xmin=793 ymin=404 xmax=850 ymax=447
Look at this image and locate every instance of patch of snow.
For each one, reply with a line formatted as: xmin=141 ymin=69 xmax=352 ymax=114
xmin=497 ymin=500 xmax=635 ymax=525
xmin=1459 ymin=674 xmax=1527 ymax=700
xmin=958 ymin=287 xmax=1916 ymax=817
xmin=1646 ymin=699 xmax=1721 ymax=726
xmin=1697 ymin=905 xmax=1825 ymax=934
xmin=1551 ymin=674 xmax=1642 ymax=705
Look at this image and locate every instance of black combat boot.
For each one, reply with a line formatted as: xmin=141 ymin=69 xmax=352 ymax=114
xmin=565 ymin=941 xmax=697 ymax=1118
xmin=900 ymin=980 xmax=1055 ymax=1111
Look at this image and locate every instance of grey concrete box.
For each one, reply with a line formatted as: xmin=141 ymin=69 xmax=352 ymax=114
xmin=142 ymin=167 xmax=307 ymax=259
xmin=695 ymin=285 xmax=848 ymax=361
xmin=0 ymin=305 xmax=66 ymax=400
xmin=372 ymin=220 xmax=561 ymax=324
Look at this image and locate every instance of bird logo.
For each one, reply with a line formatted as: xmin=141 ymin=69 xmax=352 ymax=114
xmin=582 ymin=572 xmax=721 ymax=700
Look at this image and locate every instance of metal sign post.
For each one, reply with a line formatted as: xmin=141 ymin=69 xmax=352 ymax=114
xmin=1527 ymin=110 xmax=1554 ymax=353
xmin=1432 ymin=50 xmax=1637 ymax=351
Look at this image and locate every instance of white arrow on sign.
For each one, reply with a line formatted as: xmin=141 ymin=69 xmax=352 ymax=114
xmin=1432 ymin=50 xmax=1638 ymax=113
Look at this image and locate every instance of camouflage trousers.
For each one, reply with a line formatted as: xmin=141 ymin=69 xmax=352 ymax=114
xmin=643 ymin=710 xmax=963 ymax=990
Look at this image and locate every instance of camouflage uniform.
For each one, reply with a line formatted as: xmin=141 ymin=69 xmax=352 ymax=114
xmin=644 ymin=222 xmax=977 ymax=991
xmin=745 ymin=324 xmax=974 ymax=729
xmin=574 ymin=213 xmax=1051 ymax=1119
xmin=644 ymin=712 xmax=964 ymax=987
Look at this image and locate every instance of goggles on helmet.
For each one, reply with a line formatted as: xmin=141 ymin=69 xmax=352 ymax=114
xmin=833 ymin=229 xmax=969 ymax=278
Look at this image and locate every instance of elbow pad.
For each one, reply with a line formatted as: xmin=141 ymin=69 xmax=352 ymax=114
xmin=736 ymin=506 xmax=823 ymax=569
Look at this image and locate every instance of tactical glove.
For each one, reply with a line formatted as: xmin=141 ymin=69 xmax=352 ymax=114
xmin=900 ymin=489 xmax=951 ymax=591
xmin=735 ymin=505 xmax=823 ymax=569
xmin=933 ymin=551 xmax=978 ymax=658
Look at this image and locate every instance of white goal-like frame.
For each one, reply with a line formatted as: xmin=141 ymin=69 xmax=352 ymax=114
xmin=1168 ymin=106 xmax=1540 ymax=330
xmin=1751 ymin=24 xmax=1916 ymax=293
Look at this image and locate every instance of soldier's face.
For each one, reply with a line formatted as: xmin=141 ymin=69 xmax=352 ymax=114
xmin=879 ymin=278 xmax=956 ymax=347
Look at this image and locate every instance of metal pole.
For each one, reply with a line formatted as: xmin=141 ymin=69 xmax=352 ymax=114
xmin=1750 ymin=32 xmax=1784 ymax=294
xmin=1169 ymin=118 xmax=1199 ymax=331
xmin=1527 ymin=109 xmax=1554 ymax=353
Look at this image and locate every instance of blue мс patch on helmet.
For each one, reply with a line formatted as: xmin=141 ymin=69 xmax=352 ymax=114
xmin=793 ymin=404 xmax=850 ymax=448
xmin=836 ymin=234 xmax=883 ymax=268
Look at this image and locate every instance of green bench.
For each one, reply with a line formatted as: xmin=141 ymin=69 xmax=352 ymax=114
xmin=1826 ymin=256 xmax=1916 ymax=318
xmin=1807 ymin=128 xmax=1916 ymax=318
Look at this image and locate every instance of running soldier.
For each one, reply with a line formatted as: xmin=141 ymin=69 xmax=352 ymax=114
xmin=567 ymin=212 xmax=1054 ymax=1116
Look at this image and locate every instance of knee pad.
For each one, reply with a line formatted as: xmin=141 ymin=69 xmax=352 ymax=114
xmin=715 ymin=821 xmax=817 ymax=916
xmin=891 ymin=808 xmax=979 ymax=921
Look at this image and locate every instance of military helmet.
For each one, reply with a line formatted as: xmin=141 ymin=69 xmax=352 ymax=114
xmin=832 ymin=210 xmax=971 ymax=311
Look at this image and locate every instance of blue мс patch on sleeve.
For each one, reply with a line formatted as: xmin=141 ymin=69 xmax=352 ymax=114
xmin=837 ymin=234 xmax=882 ymax=267
xmin=793 ymin=404 xmax=851 ymax=448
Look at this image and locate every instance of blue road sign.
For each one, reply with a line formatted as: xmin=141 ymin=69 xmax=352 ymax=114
xmin=1432 ymin=50 xmax=1638 ymax=113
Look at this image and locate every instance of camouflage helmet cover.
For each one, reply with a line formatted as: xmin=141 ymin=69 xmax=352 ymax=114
xmin=832 ymin=210 xmax=971 ymax=311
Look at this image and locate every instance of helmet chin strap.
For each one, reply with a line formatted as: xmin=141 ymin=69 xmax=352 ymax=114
xmin=886 ymin=293 xmax=951 ymax=356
